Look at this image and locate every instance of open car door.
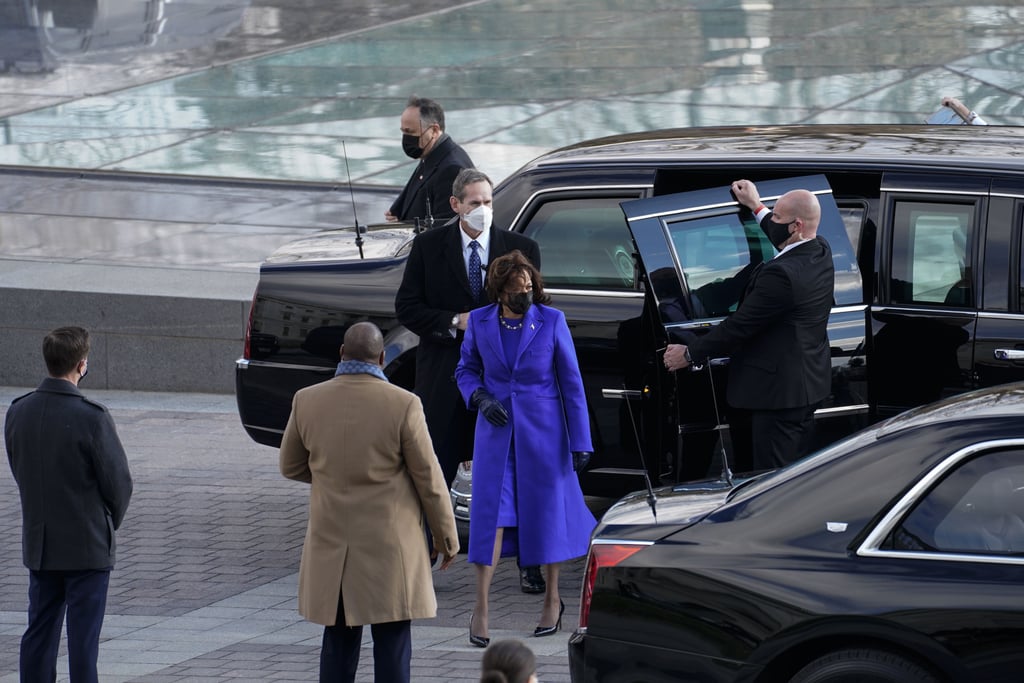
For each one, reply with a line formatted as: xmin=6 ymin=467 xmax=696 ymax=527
xmin=621 ymin=174 xmax=866 ymax=481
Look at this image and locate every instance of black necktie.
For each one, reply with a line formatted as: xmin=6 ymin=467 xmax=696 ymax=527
xmin=469 ymin=241 xmax=482 ymax=299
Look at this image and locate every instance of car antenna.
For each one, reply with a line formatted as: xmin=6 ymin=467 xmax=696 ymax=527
xmin=621 ymin=383 xmax=657 ymax=521
xmin=703 ymin=360 xmax=734 ymax=486
xmin=341 ymin=140 xmax=365 ymax=259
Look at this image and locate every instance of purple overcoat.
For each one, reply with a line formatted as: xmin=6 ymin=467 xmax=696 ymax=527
xmin=456 ymin=302 xmax=596 ymax=566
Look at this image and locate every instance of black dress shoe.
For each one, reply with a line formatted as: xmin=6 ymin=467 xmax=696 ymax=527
xmin=519 ymin=566 xmax=545 ymax=594
xmin=469 ymin=614 xmax=490 ymax=648
xmin=534 ymin=600 xmax=565 ymax=637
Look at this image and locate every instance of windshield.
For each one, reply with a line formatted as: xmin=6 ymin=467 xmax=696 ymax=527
xmin=726 ymin=427 xmax=881 ymax=503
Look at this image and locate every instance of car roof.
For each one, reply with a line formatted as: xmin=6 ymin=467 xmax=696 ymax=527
xmin=720 ymin=383 xmax=1024 ymax=513
xmin=526 ymin=124 xmax=1024 ymax=174
xmin=876 ymin=382 xmax=1024 ymax=439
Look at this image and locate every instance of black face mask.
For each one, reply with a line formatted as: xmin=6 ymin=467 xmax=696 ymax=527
xmin=765 ymin=217 xmax=794 ymax=249
xmin=402 ymin=133 xmax=424 ymax=159
xmin=505 ymin=292 xmax=532 ymax=315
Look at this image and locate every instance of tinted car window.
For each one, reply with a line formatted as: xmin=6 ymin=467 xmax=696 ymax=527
xmin=662 ymin=208 xmax=863 ymax=322
xmin=1019 ymin=209 xmax=1024 ymax=310
xmin=839 ymin=206 xmax=866 ymax=257
xmin=893 ymin=449 xmax=1024 ymax=554
xmin=526 ymin=197 xmax=636 ymax=290
xmin=670 ymin=214 xmax=774 ymax=319
xmin=890 ymin=201 xmax=975 ymax=307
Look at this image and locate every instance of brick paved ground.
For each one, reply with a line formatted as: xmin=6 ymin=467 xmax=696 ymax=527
xmin=0 ymin=389 xmax=588 ymax=681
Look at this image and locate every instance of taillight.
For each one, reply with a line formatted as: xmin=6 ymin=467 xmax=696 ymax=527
xmin=242 ymin=294 xmax=256 ymax=359
xmin=579 ymin=542 xmax=648 ymax=628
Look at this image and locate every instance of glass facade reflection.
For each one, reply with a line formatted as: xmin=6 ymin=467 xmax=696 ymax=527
xmin=0 ymin=0 xmax=1022 ymax=186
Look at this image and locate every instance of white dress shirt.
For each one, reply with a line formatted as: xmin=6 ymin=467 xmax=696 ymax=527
xmin=459 ymin=224 xmax=491 ymax=279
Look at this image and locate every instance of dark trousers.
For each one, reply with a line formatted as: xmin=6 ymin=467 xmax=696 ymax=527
xmin=21 ymin=568 xmax=110 ymax=683
xmin=320 ymin=588 xmax=411 ymax=683
xmin=749 ymin=403 xmax=818 ymax=471
xmin=435 ymin=397 xmax=476 ymax=487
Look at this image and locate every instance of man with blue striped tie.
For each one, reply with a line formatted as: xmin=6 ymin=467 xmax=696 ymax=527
xmin=396 ymin=167 xmax=544 ymax=593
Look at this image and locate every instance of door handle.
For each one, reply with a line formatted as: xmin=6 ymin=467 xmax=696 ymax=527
xmin=602 ymin=388 xmax=647 ymax=400
xmin=994 ymin=348 xmax=1024 ymax=361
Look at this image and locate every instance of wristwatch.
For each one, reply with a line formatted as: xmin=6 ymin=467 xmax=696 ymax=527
xmin=451 ymin=314 xmax=459 ymax=328
xmin=684 ymin=347 xmax=693 ymax=364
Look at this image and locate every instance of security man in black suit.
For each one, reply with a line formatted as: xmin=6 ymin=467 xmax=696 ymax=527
xmin=395 ymin=167 xmax=545 ymax=593
xmin=385 ymin=95 xmax=474 ymax=225
xmin=664 ymin=180 xmax=834 ymax=473
xmin=5 ymin=326 xmax=133 ymax=683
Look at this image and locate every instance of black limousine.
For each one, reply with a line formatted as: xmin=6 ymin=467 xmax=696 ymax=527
xmin=570 ymin=382 xmax=1024 ymax=683
xmin=236 ymin=124 xmax=1024 ymax=498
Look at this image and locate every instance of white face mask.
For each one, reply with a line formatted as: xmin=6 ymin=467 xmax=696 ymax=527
xmin=463 ymin=204 xmax=493 ymax=232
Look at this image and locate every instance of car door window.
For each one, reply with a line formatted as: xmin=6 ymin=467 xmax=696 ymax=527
xmin=890 ymin=202 xmax=975 ymax=307
xmin=668 ymin=214 xmax=774 ymax=319
xmin=890 ymin=449 xmax=1024 ymax=555
xmin=525 ymin=197 xmax=637 ymax=290
xmin=1018 ymin=209 xmax=1024 ymax=310
xmin=839 ymin=206 xmax=867 ymax=258
xmin=622 ymin=175 xmax=861 ymax=326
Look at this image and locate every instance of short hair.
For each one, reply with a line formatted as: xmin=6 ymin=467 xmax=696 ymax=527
xmin=485 ymin=249 xmax=551 ymax=305
xmin=453 ymin=168 xmax=493 ymax=201
xmin=341 ymin=322 xmax=384 ymax=363
xmin=43 ymin=326 xmax=89 ymax=377
xmin=406 ymin=95 xmax=445 ymax=132
xmin=480 ymin=639 xmax=536 ymax=683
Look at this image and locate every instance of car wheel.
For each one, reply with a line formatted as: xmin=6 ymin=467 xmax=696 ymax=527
xmin=789 ymin=648 xmax=939 ymax=683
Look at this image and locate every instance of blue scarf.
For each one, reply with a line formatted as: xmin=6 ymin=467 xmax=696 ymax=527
xmin=334 ymin=360 xmax=388 ymax=382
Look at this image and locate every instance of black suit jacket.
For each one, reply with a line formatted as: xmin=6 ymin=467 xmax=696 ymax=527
xmin=688 ymin=224 xmax=834 ymax=411
xmin=395 ymin=222 xmax=541 ymax=464
xmin=5 ymin=377 xmax=133 ymax=571
xmin=389 ymin=134 xmax=474 ymax=224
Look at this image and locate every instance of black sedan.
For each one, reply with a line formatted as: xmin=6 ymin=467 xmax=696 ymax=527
xmin=569 ymin=383 xmax=1024 ymax=683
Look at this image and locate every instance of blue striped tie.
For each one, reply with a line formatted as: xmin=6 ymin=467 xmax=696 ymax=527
xmin=469 ymin=240 xmax=482 ymax=300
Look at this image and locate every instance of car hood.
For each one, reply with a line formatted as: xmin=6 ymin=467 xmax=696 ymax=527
xmin=594 ymin=477 xmax=742 ymax=542
xmin=264 ymin=223 xmax=416 ymax=264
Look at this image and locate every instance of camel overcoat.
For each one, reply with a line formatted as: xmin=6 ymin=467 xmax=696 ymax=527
xmin=279 ymin=372 xmax=459 ymax=626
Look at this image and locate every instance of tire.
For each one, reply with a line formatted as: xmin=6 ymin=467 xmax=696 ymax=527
xmin=789 ymin=648 xmax=940 ymax=683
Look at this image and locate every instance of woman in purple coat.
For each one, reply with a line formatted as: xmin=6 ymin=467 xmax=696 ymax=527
xmin=456 ymin=250 xmax=596 ymax=647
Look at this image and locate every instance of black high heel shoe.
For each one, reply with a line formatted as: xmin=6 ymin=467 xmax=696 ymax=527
xmin=533 ymin=599 xmax=565 ymax=637
xmin=469 ymin=613 xmax=490 ymax=648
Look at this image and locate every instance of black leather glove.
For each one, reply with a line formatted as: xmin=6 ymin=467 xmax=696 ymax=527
xmin=572 ymin=451 xmax=592 ymax=472
xmin=470 ymin=388 xmax=509 ymax=427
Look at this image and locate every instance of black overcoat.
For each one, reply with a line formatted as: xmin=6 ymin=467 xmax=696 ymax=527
xmin=389 ymin=134 xmax=474 ymax=223
xmin=395 ymin=222 xmax=540 ymax=471
xmin=5 ymin=377 xmax=133 ymax=571
xmin=688 ymin=223 xmax=834 ymax=411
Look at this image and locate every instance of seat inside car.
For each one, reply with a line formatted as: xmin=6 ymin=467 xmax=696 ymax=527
xmin=934 ymin=475 xmax=1024 ymax=553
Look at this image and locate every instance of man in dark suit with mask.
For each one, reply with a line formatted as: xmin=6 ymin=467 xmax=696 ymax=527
xmin=5 ymin=326 xmax=133 ymax=682
xmin=395 ymin=167 xmax=545 ymax=593
xmin=384 ymin=96 xmax=474 ymax=225
xmin=664 ymin=180 xmax=834 ymax=473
